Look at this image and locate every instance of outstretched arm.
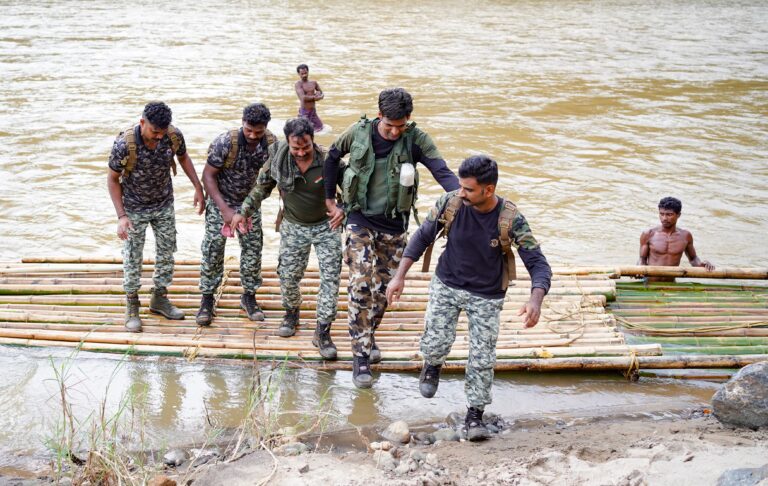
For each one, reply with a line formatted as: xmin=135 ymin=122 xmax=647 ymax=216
xmin=685 ymin=233 xmax=715 ymax=270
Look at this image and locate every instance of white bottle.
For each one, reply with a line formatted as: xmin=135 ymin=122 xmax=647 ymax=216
xmin=399 ymin=162 xmax=415 ymax=187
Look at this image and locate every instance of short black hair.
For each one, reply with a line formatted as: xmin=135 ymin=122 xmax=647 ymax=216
xmin=297 ymin=64 xmax=309 ymax=73
xmin=658 ymin=196 xmax=682 ymax=214
xmin=458 ymin=155 xmax=498 ymax=186
xmin=378 ymin=88 xmax=413 ymax=120
xmin=242 ymin=103 xmax=271 ymax=126
xmin=142 ymin=101 xmax=172 ymax=129
xmin=283 ymin=117 xmax=314 ymax=141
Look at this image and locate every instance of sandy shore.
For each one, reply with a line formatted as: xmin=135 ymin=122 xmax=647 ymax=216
xmin=188 ymin=408 xmax=768 ymax=486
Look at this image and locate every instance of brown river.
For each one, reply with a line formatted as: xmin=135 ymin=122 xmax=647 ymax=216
xmin=0 ymin=0 xmax=766 ymax=475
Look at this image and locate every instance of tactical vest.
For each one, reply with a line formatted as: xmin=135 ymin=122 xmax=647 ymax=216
xmin=340 ymin=115 xmax=419 ymax=219
xmin=119 ymin=124 xmax=181 ymax=180
xmin=422 ymin=195 xmax=519 ymax=290
xmin=222 ymin=128 xmax=278 ymax=169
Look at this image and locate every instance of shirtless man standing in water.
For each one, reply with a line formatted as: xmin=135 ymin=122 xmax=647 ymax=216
xmin=295 ymin=64 xmax=324 ymax=132
xmin=639 ymin=197 xmax=715 ymax=282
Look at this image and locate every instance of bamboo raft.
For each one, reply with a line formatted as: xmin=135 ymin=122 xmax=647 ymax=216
xmin=2 ymin=259 xmax=766 ymax=372
xmin=0 ymin=257 xmax=667 ymax=372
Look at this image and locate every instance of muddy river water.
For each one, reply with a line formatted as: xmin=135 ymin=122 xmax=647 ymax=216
xmin=0 ymin=0 xmax=766 ymax=475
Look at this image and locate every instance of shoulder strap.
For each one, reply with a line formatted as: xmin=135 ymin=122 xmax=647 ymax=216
xmin=498 ymin=198 xmax=519 ymax=287
xmin=166 ymin=125 xmax=179 ymax=176
xmin=438 ymin=195 xmax=463 ymax=238
xmin=121 ymin=125 xmax=138 ymax=178
xmin=224 ymin=128 xmax=240 ymax=169
xmin=421 ymin=195 xmax=462 ymax=272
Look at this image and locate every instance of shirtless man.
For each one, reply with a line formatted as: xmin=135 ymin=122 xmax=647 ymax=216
xmin=295 ymin=64 xmax=324 ymax=132
xmin=639 ymin=197 xmax=714 ymax=281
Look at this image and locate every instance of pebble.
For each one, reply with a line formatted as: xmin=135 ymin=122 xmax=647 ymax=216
xmin=162 ymin=448 xmax=187 ymax=467
xmin=382 ymin=420 xmax=411 ymax=444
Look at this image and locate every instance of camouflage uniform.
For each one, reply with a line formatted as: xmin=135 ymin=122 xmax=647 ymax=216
xmin=345 ymin=225 xmax=406 ymax=356
xmin=278 ymin=219 xmax=342 ymax=323
xmin=199 ymin=201 xmax=263 ymax=294
xmin=108 ymin=125 xmax=187 ymax=292
xmin=199 ymin=129 xmax=271 ymax=294
xmin=420 ymin=275 xmax=505 ymax=408
xmin=409 ymin=190 xmax=551 ymax=408
xmin=241 ymin=141 xmax=343 ymax=320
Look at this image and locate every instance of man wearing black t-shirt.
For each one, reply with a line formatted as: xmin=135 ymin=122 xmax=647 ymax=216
xmin=387 ymin=155 xmax=552 ymax=441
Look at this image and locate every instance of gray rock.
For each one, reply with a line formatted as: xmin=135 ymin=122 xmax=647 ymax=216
xmin=487 ymin=424 xmax=499 ymax=434
xmin=713 ymin=361 xmax=768 ymax=428
xmin=276 ymin=442 xmax=309 ymax=456
xmin=433 ymin=428 xmax=460 ymax=442
xmin=717 ymin=464 xmax=768 ymax=486
xmin=410 ymin=450 xmax=426 ymax=462
xmin=373 ymin=450 xmax=398 ymax=471
xmin=426 ymin=453 xmax=439 ymax=467
xmin=163 ymin=448 xmax=187 ymax=467
xmin=414 ymin=431 xmax=435 ymax=444
xmin=298 ymin=464 xmax=310 ymax=474
xmin=382 ymin=420 xmax=411 ymax=444
xmin=395 ymin=458 xmax=415 ymax=475
xmin=446 ymin=412 xmax=464 ymax=428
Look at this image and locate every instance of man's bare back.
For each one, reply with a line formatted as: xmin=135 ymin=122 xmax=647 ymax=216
xmin=638 ymin=198 xmax=714 ymax=281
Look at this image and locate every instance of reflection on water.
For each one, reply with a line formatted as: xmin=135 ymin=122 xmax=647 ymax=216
xmin=0 ymin=0 xmax=766 ymax=266
xmin=0 ymin=346 xmax=718 ymax=469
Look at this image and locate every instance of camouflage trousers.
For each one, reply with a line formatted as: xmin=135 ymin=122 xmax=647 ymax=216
xmin=199 ymin=199 xmax=263 ymax=294
xmin=122 ymin=204 xmax=177 ymax=294
xmin=278 ymin=219 xmax=342 ymax=323
xmin=421 ymin=276 xmax=505 ymax=408
xmin=344 ymin=224 xmax=406 ymax=357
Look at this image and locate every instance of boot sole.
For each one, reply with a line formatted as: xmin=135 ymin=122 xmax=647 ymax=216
xmin=312 ymin=339 xmax=338 ymax=360
xmin=149 ymin=308 xmax=185 ymax=320
xmin=352 ymin=375 xmax=373 ymax=388
xmin=419 ymin=384 xmax=438 ymax=398
xmin=240 ymin=304 xmax=265 ymax=321
xmin=277 ymin=328 xmax=296 ymax=337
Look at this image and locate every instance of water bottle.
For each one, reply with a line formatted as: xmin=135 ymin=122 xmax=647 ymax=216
xmin=399 ymin=162 xmax=415 ymax=187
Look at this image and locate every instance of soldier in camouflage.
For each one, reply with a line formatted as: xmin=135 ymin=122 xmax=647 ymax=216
xmin=387 ymin=155 xmax=552 ymax=442
xmin=107 ymin=101 xmax=205 ymax=332
xmin=231 ymin=117 xmax=343 ymax=360
xmin=323 ymin=88 xmax=459 ymax=388
xmin=196 ymin=103 xmax=276 ymax=326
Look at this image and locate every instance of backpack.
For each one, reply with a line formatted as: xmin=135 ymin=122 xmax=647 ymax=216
xmin=421 ymin=195 xmax=518 ymax=290
xmin=222 ymin=128 xmax=278 ymax=169
xmin=120 ymin=124 xmax=181 ymax=179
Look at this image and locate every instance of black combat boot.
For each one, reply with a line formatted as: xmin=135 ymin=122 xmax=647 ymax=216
xmin=370 ymin=334 xmax=382 ymax=364
xmin=465 ymin=406 xmax=491 ymax=442
xmin=149 ymin=287 xmax=185 ymax=320
xmin=278 ymin=308 xmax=299 ymax=337
xmin=352 ymin=354 xmax=373 ymax=389
xmin=196 ymin=294 xmax=215 ymax=327
xmin=419 ymin=362 xmax=442 ymax=398
xmin=125 ymin=292 xmax=142 ymax=333
xmin=312 ymin=321 xmax=337 ymax=360
xmin=240 ymin=292 xmax=265 ymax=321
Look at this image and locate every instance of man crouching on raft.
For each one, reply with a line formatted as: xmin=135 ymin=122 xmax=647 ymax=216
xmin=386 ymin=155 xmax=552 ymax=441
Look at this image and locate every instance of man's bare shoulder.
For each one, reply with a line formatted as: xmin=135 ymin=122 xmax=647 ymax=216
xmin=641 ymin=226 xmax=660 ymax=239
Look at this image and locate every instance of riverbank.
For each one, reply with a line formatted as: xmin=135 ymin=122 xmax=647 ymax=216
xmin=188 ymin=408 xmax=767 ymax=485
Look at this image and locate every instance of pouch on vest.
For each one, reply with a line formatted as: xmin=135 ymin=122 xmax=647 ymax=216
xmin=341 ymin=166 xmax=360 ymax=212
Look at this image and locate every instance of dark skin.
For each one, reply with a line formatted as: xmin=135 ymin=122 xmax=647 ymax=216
xmin=295 ymin=67 xmax=324 ymax=111
xmin=639 ymin=207 xmax=714 ymax=281
xmin=202 ymin=121 xmax=266 ymax=226
xmin=108 ymin=118 xmax=204 ymax=240
xmin=386 ymin=176 xmax=545 ymax=328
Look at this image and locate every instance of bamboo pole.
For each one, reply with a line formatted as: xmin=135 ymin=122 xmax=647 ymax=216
xmin=618 ymin=266 xmax=768 ymax=279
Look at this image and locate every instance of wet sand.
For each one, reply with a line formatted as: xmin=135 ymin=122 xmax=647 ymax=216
xmin=191 ymin=409 xmax=768 ymax=485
